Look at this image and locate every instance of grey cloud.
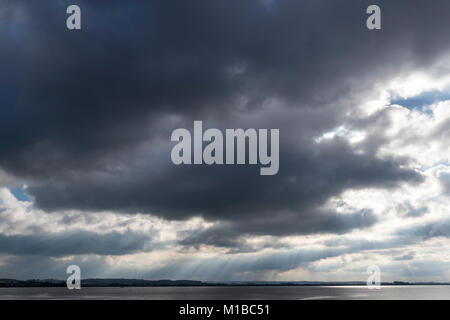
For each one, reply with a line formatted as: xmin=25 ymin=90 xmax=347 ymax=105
xmin=178 ymin=209 xmax=379 ymax=250
xmin=0 ymin=230 xmax=152 ymax=256
xmin=0 ymin=255 xmax=113 ymax=280
xmin=396 ymin=219 xmax=450 ymax=239
xmin=395 ymin=203 xmax=428 ymax=218
xmin=393 ymin=252 xmax=416 ymax=261
xmin=440 ymin=172 xmax=450 ymax=194
xmin=0 ymin=232 xmax=442 ymax=280
xmin=137 ymin=248 xmax=350 ymax=281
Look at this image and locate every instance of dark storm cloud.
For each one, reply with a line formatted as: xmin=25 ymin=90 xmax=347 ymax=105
xmin=2 ymin=0 xmax=449 ymax=177
xmin=0 ymin=230 xmax=151 ymax=256
xmin=0 ymin=0 xmax=447 ymax=240
xmin=27 ymin=139 xmax=420 ymax=236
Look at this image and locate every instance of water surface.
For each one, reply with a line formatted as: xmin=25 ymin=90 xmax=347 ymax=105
xmin=0 ymin=285 xmax=449 ymax=300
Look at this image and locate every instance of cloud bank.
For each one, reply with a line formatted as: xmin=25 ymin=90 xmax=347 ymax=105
xmin=0 ymin=0 xmax=449 ymax=281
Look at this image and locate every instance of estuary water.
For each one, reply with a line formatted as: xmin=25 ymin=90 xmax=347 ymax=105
xmin=0 ymin=285 xmax=449 ymax=300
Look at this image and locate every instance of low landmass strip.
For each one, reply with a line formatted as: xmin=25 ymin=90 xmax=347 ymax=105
xmin=0 ymin=279 xmax=449 ymax=287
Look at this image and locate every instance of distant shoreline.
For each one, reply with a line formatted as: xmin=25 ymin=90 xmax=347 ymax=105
xmin=1 ymin=279 xmax=449 ymax=288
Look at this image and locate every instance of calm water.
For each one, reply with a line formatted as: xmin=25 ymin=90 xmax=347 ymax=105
xmin=0 ymin=286 xmax=449 ymax=300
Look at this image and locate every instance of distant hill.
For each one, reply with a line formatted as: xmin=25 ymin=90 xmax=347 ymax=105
xmin=0 ymin=278 xmax=449 ymax=287
xmin=0 ymin=278 xmax=204 ymax=287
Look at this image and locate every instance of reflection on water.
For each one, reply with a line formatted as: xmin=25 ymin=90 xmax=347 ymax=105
xmin=0 ymin=286 xmax=449 ymax=300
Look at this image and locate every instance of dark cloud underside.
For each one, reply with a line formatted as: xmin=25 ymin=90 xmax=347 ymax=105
xmin=1 ymin=0 xmax=448 ymax=241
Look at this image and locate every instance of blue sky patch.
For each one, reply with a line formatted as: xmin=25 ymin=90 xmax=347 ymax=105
xmin=391 ymin=89 xmax=450 ymax=114
xmin=10 ymin=185 xmax=31 ymax=202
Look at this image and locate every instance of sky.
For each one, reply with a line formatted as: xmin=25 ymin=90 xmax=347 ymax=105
xmin=0 ymin=0 xmax=450 ymax=282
